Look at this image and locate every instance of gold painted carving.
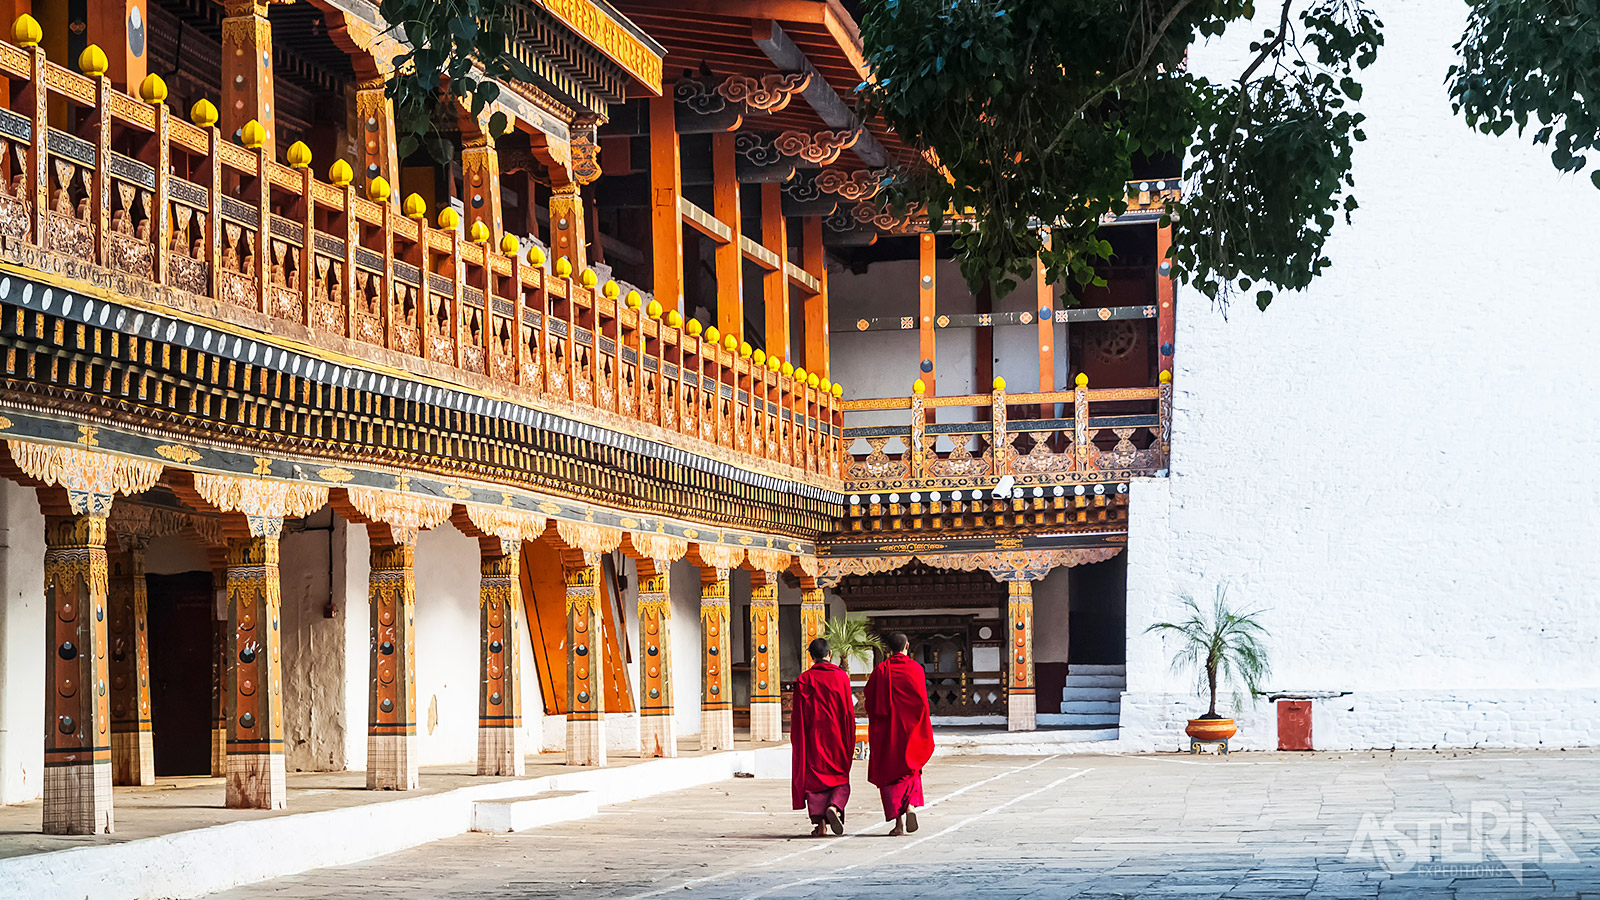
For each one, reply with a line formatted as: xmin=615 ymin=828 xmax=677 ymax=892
xmin=690 ymin=542 xmax=744 ymax=572
xmin=555 ymin=520 xmax=622 ymax=555
xmin=625 ymin=531 xmax=688 ymax=564
xmin=192 ymin=473 xmax=329 ymax=536
xmin=465 ymin=504 xmax=548 ymax=543
xmin=744 ymin=547 xmax=792 ymax=574
xmin=346 ymin=487 xmax=452 ymax=532
xmin=7 ymin=440 xmax=163 ymax=515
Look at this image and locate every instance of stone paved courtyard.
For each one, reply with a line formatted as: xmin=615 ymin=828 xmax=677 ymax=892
xmin=206 ymin=749 xmax=1600 ymax=899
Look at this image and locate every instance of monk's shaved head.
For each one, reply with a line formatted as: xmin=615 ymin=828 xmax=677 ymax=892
xmin=887 ymin=632 xmax=910 ymax=653
xmin=808 ymin=637 xmax=830 ymax=661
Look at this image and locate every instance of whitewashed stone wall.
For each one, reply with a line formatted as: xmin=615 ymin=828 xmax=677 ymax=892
xmin=1122 ymin=0 xmax=1600 ymax=751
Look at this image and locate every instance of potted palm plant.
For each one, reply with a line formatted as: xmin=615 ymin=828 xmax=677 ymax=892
xmin=1144 ymin=587 xmax=1270 ymax=746
xmin=821 ymin=617 xmax=884 ymax=674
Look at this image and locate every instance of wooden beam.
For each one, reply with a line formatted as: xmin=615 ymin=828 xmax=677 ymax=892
xmin=649 ymin=94 xmax=684 ymax=312
xmin=919 ymin=232 xmax=936 ymax=397
xmin=801 ymin=216 xmax=830 ymax=379
xmin=785 ymin=262 xmax=820 ymax=295
xmin=1157 ymin=223 xmax=1175 ymax=376
xmin=713 ymin=132 xmax=743 ymax=339
xmin=752 ymin=20 xmax=891 ymax=169
xmin=679 ymin=196 xmax=733 ymax=244
xmin=741 ymin=234 xmax=780 ymax=271
xmin=761 ymin=181 xmax=790 ymax=360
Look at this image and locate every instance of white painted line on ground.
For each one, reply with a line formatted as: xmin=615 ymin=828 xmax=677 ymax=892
xmin=746 ymin=768 xmax=1094 ymax=898
xmin=622 ymin=755 xmax=1065 ymax=900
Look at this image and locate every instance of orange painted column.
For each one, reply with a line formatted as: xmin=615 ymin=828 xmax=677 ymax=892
xmin=565 ymin=559 xmax=606 ymax=766
xmin=355 ymin=80 xmax=399 ymax=203
xmin=220 ymin=0 xmax=275 ymax=148
xmin=89 ymin=0 xmax=147 ymax=94
xmin=460 ymin=137 xmax=504 ymax=245
xmin=1006 ymin=580 xmax=1036 ymax=732
xmin=749 ymin=576 xmax=781 ymax=742
xmin=801 ymin=216 xmax=829 ymax=379
xmin=918 ymin=232 xmax=936 ymax=396
xmin=1036 ymin=231 xmax=1055 ymax=397
xmin=225 ymin=532 xmax=287 ymax=810
xmin=699 ymin=569 xmax=733 ymax=751
xmin=1156 ymin=223 xmax=1176 ymax=377
xmin=800 ymin=585 xmax=826 ymax=670
xmin=761 ymin=182 xmax=790 ymax=360
xmin=549 ymin=183 xmax=587 ymax=275
xmin=649 ymin=94 xmax=684 ymax=312
xmin=713 ymin=132 xmax=742 ymax=339
xmin=108 ymin=537 xmax=154 ymax=787
xmin=477 ymin=540 xmax=524 ymax=776
xmin=368 ymin=538 xmax=418 ymax=790
xmin=636 ymin=563 xmax=677 ymax=758
xmin=43 ymin=511 xmax=114 ymax=834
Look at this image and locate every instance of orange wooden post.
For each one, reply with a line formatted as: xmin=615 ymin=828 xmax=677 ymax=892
xmin=219 ymin=0 xmax=275 ymax=148
xmin=355 ymin=81 xmax=399 ymax=205
xmin=1036 ymin=230 xmax=1055 ymax=417
xmin=801 ymin=216 xmax=829 ymax=379
xmin=461 ymin=138 xmax=503 ymax=247
xmin=1156 ymin=222 xmax=1176 ymax=378
xmin=761 ymin=182 xmax=789 ymax=360
xmin=89 ymin=0 xmax=147 ymax=94
xmin=549 ymin=183 xmax=586 ymax=275
xmin=712 ymin=133 xmax=742 ymax=339
xmin=649 ymin=95 xmax=683 ymax=312
xmin=919 ymin=232 xmax=936 ymax=397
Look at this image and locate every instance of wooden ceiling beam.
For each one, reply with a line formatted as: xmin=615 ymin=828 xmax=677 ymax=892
xmin=752 ymin=20 xmax=890 ymax=169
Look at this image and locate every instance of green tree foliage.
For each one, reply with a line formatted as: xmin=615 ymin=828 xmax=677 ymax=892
xmin=1449 ymin=0 xmax=1600 ymax=189
xmin=858 ymin=0 xmax=1382 ymax=309
xmin=377 ymin=0 xmax=531 ymax=161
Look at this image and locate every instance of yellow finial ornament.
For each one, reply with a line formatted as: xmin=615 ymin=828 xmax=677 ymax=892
xmin=913 ymin=378 xmax=925 ymax=395
xmin=752 ymin=349 xmax=766 ymax=366
xmin=831 ymin=383 xmax=843 ymax=398
xmin=239 ymin=119 xmax=266 ymax=150
xmin=704 ymin=325 xmax=720 ymax=345
xmin=500 ymin=233 xmax=520 ymax=256
xmin=138 ymin=73 xmax=168 ymax=105
xmin=666 ymin=310 xmax=683 ymax=328
xmin=468 ymin=220 xmax=490 ymax=243
xmin=993 ymin=376 xmax=1007 ymax=392
xmin=580 ymin=269 xmax=598 ymax=288
xmin=603 ymin=281 xmax=620 ymax=300
xmin=526 ymin=245 xmax=545 ymax=267
xmin=190 ymin=98 xmax=219 ymax=128
xmin=781 ymin=362 xmax=794 ymax=377
xmin=807 ymin=373 xmax=820 ymax=388
xmin=437 ymin=207 xmax=460 ymax=230
xmin=767 ymin=355 xmax=781 ymax=372
xmin=723 ymin=334 xmax=738 ymax=352
xmin=820 ymin=378 xmax=832 ymax=393
xmin=328 ymin=159 xmax=354 ymax=187
xmin=286 ymin=141 xmax=312 ymax=169
xmin=1074 ymin=372 xmax=1089 ymax=388
xmin=686 ymin=319 xmax=703 ymax=337
xmin=555 ymin=257 xmax=573 ymax=278
xmin=366 ymin=175 xmax=391 ymax=202
xmin=402 ymin=194 xmax=427 ymax=219
xmin=794 ymin=366 xmax=807 ymax=383
xmin=1159 ymin=369 xmax=1172 ymax=384
xmin=739 ymin=341 xmax=752 ymax=359
xmin=78 ymin=44 xmax=108 ymax=78
xmin=626 ymin=290 xmax=642 ymax=310
xmin=646 ymin=299 xmax=663 ymax=319
xmin=12 ymin=14 xmax=42 ymax=48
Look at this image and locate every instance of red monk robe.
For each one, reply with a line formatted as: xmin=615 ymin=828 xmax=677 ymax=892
xmin=865 ymin=653 xmax=935 ymax=823
xmin=790 ymin=659 xmax=857 ymax=828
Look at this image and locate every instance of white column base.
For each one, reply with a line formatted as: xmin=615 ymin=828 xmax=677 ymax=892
xmin=700 ymin=708 xmax=735 ymax=751
xmin=750 ymin=701 xmax=783 ymax=742
xmin=566 ymin=716 xmax=606 ymax=766
xmin=1008 ymin=692 xmax=1037 ymax=732
xmin=477 ymin=725 xmax=525 ymax=776
xmin=640 ymin=714 xmax=678 ymax=758
xmin=226 ymin=751 xmax=287 ymax=809
xmin=42 ymin=760 xmax=113 ymax=835
xmin=366 ymin=733 xmax=419 ymax=790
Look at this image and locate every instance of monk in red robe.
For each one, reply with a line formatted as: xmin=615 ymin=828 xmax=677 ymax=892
xmin=790 ymin=637 xmax=857 ymax=836
xmin=865 ymin=631 xmax=935 ymax=835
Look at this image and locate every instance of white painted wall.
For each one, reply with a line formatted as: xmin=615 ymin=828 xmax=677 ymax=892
xmin=1033 ymin=567 xmax=1070 ymax=665
xmin=1122 ymin=0 xmax=1600 ymax=751
xmin=669 ymin=558 xmax=703 ymax=738
xmin=0 ymin=480 xmax=44 ymax=805
xmin=278 ymin=510 xmax=349 ymax=771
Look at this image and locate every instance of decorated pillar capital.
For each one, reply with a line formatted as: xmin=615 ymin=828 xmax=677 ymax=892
xmin=9 ymin=440 xmax=162 ymax=516
xmin=43 ymin=509 xmax=114 ymax=833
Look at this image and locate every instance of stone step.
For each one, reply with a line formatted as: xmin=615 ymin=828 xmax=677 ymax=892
xmin=1061 ymin=686 xmax=1123 ymax=702
xmin=1031 ymin=717 xmax=1120 ymax=734
xmin=1067 ymin=664 xmax=1126 ymax=676
xmin=472 ymin=790 xmax=598 ymax=834
xmin=1063 ymin=674 xmax=1126 ymax=689
xmin=1058 ymin=699 xmax=1122 ymax=715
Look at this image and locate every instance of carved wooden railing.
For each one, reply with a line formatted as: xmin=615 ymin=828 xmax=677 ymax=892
xmin=0 ymin=35 xmax=841 ymax=485
xmin=839 ymin=379 xmax=1171 ymax=495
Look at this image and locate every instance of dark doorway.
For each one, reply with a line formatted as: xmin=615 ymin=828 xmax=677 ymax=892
xmin=147 ymin=572 xmax=215 ymax=776
xmin=1068 ymin=554 xmax=1128 ymax=665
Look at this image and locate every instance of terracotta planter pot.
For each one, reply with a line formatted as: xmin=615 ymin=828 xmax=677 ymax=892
xmin=1185 ymin=718 xmax=1237 ymax=742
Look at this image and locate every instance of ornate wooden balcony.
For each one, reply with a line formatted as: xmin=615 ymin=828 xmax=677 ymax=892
xmin=0 ymin=37 xmax=842 ymax=491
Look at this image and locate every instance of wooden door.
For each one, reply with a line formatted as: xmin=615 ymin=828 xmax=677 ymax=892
xmin=518 ymin=541 xmax=634 ymax=715
xmin=146 ymin=572 xmax=215 ymax=776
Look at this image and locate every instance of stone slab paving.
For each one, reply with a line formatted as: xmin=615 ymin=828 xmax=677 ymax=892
xmin=0 ymin=739 xmax=772 ymax=860
xmin=208 ymin=750 xmax=1600 ymax=900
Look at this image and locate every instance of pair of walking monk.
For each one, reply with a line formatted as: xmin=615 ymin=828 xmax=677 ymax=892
xmin=790 ymin=632 xmax=935 ymax=837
